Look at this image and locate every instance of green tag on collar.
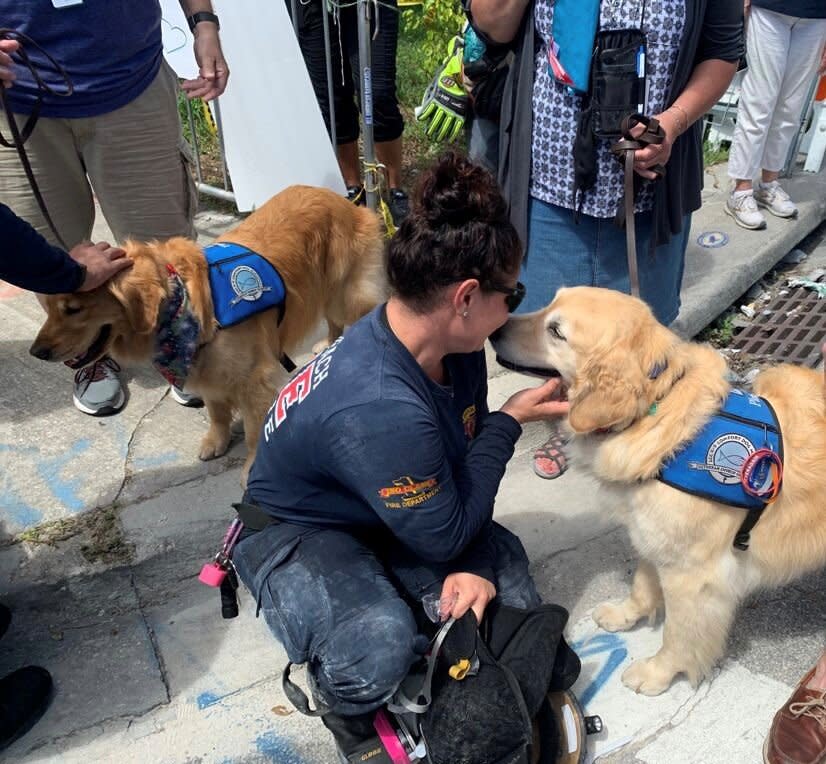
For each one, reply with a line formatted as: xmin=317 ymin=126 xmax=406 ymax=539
xmin=648 ymin=402 xmax=658 ymax=416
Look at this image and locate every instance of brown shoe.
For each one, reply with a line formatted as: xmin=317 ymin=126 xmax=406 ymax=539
xmin=764 ymin=666 xmax=826 ymax=764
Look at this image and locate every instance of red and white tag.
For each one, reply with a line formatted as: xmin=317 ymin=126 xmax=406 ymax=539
xmin=547 ymin=39 xmax=574 ymax=86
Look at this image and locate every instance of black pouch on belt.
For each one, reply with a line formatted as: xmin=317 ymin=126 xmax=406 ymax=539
xmin=590 ymin=29 xmax=647 ymax=139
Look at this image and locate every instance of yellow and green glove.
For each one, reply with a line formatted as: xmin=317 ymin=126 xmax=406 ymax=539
xmin=415 ymin=36 xmax=468 ymax=143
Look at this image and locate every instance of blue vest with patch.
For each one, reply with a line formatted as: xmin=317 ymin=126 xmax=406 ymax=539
xmin=203 ymin=242 xmax=287 ymax=328
xmin=658 ymin=389 xmax=783 ymax=510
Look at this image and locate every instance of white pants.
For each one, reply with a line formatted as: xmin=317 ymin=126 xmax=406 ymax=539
xmin=728 ymin=7 xmax=826 ymax=181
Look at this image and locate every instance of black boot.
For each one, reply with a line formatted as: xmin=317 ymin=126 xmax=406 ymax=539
xmin=0 ymin=666 xmax=53 ymax=751
xmin=322 ymin=712 xmax=394 ymax=764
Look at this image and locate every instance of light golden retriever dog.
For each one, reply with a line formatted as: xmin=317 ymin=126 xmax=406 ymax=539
xmin=30 ymin=186 xmax=386 ymax=484
xmin=492 ymin=286 xmax=826 ymax=695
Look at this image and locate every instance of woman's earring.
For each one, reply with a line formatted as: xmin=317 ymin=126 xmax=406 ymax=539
xmin=462 ymin=311 xmax=469 ymax=318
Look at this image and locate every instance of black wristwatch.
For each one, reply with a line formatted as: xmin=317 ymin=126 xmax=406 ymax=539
xmin=187 ymin=11 xmax=220 ymax=32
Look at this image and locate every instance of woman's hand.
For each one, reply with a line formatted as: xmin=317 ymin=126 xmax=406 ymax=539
xmin=500 ymin=377 xmax=569 ymax=424
xmin=630 ymin=111 xmax=679 ymax=180
xmin=440 ymin=572 xmax=497 ymax=624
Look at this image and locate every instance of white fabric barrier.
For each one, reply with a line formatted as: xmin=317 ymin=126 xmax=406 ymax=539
xmin=161 ymin=0 xmax=345 ymax=211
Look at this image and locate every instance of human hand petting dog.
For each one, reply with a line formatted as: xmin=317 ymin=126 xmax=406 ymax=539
xmin=500 ymin=377 xmax=569 ymax=424
xmin=440 ymin=572 xmax=497 ymax=624
xmin=69 ymin=241 xmax=132 ymax=292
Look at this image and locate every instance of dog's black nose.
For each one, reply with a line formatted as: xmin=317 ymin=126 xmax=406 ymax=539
xmin=29 ymin=344 xmax=53 ymax=361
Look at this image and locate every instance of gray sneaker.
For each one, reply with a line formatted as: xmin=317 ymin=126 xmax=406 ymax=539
xmin=169 ymin=385 xmax=204 ymax=408
xmin=72 ymin=357 xmax=125 ymax=416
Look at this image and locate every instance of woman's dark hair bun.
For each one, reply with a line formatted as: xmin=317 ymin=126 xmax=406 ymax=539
xmin=414 ymin=151 xmax=507 ymax=228
xmin=387 ymin=151 xmax=522 ymax=311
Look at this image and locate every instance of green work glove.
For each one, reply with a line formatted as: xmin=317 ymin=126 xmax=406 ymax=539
xmin=415 ymin=36 xmax=468 ymax=143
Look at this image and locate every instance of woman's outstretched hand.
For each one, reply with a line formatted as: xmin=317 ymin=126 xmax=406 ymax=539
xmin=500 ymin=377 xmax=569 ymax=424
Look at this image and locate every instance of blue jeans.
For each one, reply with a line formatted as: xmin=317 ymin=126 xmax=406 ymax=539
xmin=233 ymin=521 xmax=540 ymax=716
xmin=518 ymin=196 xmax=690 ymax=324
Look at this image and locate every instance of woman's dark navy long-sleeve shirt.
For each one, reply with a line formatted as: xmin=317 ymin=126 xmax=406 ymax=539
xmin=1 ymin=203 xmax=85 ymax=293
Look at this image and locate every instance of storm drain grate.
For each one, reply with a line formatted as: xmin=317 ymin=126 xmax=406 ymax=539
xmin=729 ymin=284 xmax=826 ymax=368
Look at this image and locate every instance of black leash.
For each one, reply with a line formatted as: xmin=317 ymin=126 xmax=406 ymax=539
xmin=610 ymin=113 xmax=666 ymax=298
xmin=0 ymin=29 xmax=73 ymax=250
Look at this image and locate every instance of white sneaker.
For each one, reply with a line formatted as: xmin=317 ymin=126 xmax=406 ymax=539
xmin=754 ymin=181 xmax=798 ymax=218
xmin=725 ymin=190 xmax=767 ymax=230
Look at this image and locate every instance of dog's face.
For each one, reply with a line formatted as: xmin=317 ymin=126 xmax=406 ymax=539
xmin=30 ymin=245 xmax=168 ymax=367
xmin=492 ymin=286 xmax=679 ymax=433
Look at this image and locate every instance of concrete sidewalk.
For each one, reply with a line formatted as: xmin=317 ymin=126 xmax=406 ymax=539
xmin=0 ymin=164 xmax=824 ymax=764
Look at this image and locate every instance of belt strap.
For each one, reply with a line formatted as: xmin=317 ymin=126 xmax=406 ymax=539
xmin=232 ymin=501 xmax=279 ymax=531
xmin=610 ymin=113 xmax=666 ymax=298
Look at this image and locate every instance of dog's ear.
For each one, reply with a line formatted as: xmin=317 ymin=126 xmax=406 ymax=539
xmin=568 ymin=308 xmax=679 ymax=433
xmin=107 ymin=253 xmax=167 ymax=335
xmin=568 ymin=349 xmax=648 ymax=433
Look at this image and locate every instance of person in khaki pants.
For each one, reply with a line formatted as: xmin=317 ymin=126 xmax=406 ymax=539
xmin=0 ymin=1 xmax=228 ymax=415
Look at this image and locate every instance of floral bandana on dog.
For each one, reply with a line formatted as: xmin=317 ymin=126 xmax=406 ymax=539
xmin=152 ymin=264 xmax=202 ymax=389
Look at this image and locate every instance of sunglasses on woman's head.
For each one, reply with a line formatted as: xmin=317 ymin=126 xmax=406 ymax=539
xmin=488 ymin=281 xmax=526 ymax=313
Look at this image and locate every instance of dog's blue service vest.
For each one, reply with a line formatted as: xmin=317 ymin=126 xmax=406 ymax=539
xmin=203 ymin=242 xmax=287 ymax=328
xmin=658 ymin=389 xmax=783 ymax=514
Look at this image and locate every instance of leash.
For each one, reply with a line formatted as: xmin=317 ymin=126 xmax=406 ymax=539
xmin=0 ymin=29 xmax=73 ymax=250
xmin=610 ymin=113 xmax=666 ymax=298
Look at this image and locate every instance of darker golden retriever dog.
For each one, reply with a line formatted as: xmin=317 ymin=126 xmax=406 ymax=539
xmin=492 ymin=286 xmax=826 ymax=695
xmin=31 ymin=186 xmax=386 ymax=484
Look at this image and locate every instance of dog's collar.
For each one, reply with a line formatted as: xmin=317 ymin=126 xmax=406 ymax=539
xmin=152 ymin=264 xmax=202 ymax=389
xmin=648 ymin=359 xmax=668 ymax=380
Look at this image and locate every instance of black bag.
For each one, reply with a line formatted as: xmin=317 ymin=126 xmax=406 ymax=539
xmin=590 ymin=29 xmax=647 ymax=139
xmin=393 ymin=603 xmax=580 ymax=764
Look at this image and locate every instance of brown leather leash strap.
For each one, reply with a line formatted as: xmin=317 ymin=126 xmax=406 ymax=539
xmin=0 ymin=29 xmax=73 ymax=250
xmin=610 ymin=113 xmax=666 ymax=298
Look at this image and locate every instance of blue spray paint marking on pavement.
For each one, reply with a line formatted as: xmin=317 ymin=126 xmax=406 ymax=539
xmin=36 ymin=438 xmax=91 ymax=512
xmin=0 ymin=444 xmax=39 ymax=454
xmin=255 ymin=731 xmax=308 ymax=764
xmin=2 ymin=491 xmax=42 ymax=528
xmin=197 ymin=691 xmax=222 ymax=709
xmin=0 ymin=443 xmax=43 ymax=527
xmin=572 ymin=632 xmax=628 ymax=707
xmin=131 ymin=451 xmax=181 ymax=470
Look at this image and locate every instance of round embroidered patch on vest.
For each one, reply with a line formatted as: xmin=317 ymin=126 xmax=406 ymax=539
xmin=705 ymin=433 xmax=755 ymax=484
xmin=230 ymin=265 xmax=265 ymax=302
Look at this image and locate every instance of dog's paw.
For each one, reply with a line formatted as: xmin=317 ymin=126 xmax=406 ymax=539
xmin=621 ymin=658 xmax=675 ymax=696
xmin=593 ymin=601 xmax=639 ymax=632
xmin=311 ymin=339 xmax=330 ymax=356
xmin=199 ymin=433 xmax=231 ymax=461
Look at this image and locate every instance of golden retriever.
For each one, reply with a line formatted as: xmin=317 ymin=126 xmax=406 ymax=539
xmin=30 ymin=186 xmax=386 ymax=483
xmin=492 ymin=286 xmax=826 ymax=695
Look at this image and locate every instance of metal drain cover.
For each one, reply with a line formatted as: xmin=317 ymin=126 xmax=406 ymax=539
xmin=729 ymin=284 xmax=826 ymax=368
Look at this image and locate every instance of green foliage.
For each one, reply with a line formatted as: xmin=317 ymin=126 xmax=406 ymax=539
xmin=698 ymin=310 xmax=736 ymax=347
xmin=401 ymin=0 xmax=465 ymax=85
xmin=397 ymin=3 xmax=468 ymax=167
xmin=703 ymin=140 xmax=730 ymax=169
xmin=177 ymin=90 xmax=217 ymax=153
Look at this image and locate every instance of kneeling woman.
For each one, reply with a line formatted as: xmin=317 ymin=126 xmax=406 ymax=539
xmin=232 ymin=153 xmax=568 ymax=757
